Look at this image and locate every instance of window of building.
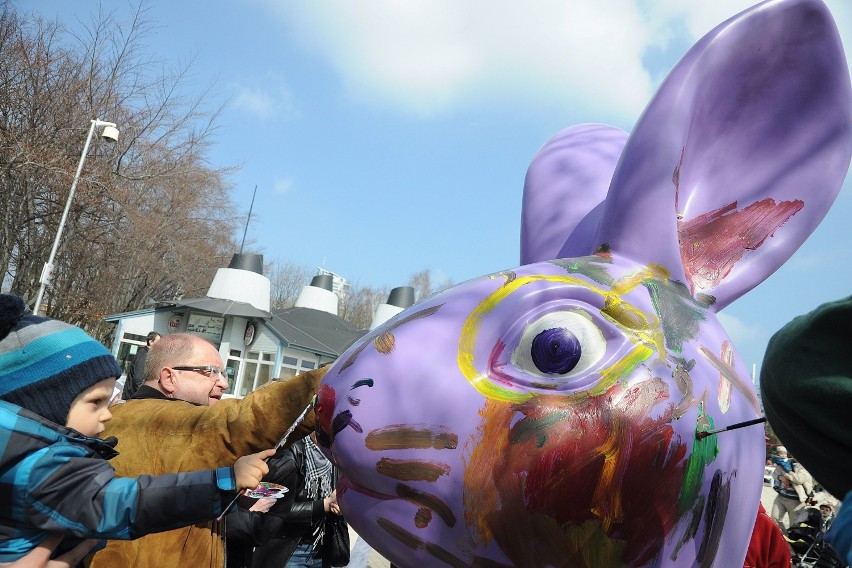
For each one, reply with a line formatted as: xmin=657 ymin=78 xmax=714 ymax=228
xmin=223 ymin=349 xmax=243 ymax=396
xmin=236 ymin=350 xmax=274 ymax=397
xmin=280 ymin=354 xmax=319 ymax=379
xmin=115 ymin=332 xmax=148 ymax=376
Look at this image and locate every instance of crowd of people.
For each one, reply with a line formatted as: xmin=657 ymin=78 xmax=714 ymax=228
xmin=750 ymin=444 xmax=843 ymax=567
xmin=2 ymin=286 xmax=852 ymax=568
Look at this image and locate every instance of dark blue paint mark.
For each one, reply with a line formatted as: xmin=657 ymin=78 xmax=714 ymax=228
xmin=332 ymin=410 xmax=362 ymax=435
xmin=352 ymin=378 xmax=374 ymax=389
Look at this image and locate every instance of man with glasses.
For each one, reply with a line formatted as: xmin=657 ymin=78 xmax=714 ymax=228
xmin=88 ymin=332 xmax=326 ymax=568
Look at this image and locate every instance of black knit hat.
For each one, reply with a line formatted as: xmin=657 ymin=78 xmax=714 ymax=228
xmin=760 ymin=295 xmax=852 ymax=498
xmin=0 ymin=295 xmax=122 ymax=426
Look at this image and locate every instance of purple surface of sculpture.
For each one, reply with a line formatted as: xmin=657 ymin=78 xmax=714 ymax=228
xmin=316 ymin=0 xmax=852 ymax=566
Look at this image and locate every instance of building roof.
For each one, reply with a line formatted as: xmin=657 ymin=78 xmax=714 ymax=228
xmin=170 ymin=297 xmax=271 ymax=319
xmin=268 ymin=307 xmax=366 ymax=357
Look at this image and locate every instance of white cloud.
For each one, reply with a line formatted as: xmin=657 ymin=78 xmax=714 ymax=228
xmin=718 ymin=312 xmax=763 ymax=346
xmin=259 ymin=0 xmax=852 ymax=119
xmin=263 ymin=0 xmax=656 ymax=118
xmin=229 ymin=75 xmax=296 ymax=119
xmin=273 ymin=177 xmax=295 ymax=194
xmin=231 ymin=85 xmax=276 ymax=118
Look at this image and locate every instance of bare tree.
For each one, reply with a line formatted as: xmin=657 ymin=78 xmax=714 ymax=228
xmin=0 ymin=1 xmax=239 ymax=340
xmin=267 ymin=258 xmax=313 ymax=310
xmin=408 ymin=269 xmax=453 ymax=303
xmin=340 ymin=282 xmax=388 ymax=330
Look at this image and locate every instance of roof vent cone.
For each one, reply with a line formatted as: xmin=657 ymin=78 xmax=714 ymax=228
xmin=294 ymin=274 xmax=339 ymax=315
xmin=207 ymin=253 xmax=271 ymax=311
xmin=228 ymin=253 xmax=264 ymax=275
xmin=386 ymin=286 xmax=415 ymax=309
xmin=310 ymin=274 xmax=334 ymax=292
xmin=370 ymin=286 xmax=416 ymax=330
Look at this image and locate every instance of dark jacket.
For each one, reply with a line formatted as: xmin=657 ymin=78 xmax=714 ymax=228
xmin=250 ymin=439 xmax=330 ymax=568
xmin=122 ymin=346 xmax=148 ymax=399
xmin=225 ymin=448 xmax=299 ymax=568
xmin=0 ymin=399 xmax=238 ymax=563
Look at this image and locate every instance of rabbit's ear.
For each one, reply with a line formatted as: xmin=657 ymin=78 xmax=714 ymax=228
xmin=521 ymin=124 xmax=628 ymax=265
xmin=596 ymin=0 xmax=852 ymax=311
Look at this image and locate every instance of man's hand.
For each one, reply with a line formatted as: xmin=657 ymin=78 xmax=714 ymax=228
xmin=234 ymin=448 xmax=275 ymax=490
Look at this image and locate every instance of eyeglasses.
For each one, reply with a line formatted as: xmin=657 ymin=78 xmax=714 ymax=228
xmin=172 ymin=365 xmax=232 ymax=380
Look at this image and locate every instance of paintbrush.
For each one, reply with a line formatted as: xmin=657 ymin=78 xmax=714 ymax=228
xmin=695 ymin=416 xmax=767 ymax=440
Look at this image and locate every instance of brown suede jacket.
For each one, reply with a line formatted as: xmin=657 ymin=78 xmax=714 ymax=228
xmin=86 ymin=367 xmax=325 ymax=568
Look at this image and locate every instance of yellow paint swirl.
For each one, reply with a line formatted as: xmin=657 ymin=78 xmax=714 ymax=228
xmin=458 ymin=273 xmax=659 ymax=402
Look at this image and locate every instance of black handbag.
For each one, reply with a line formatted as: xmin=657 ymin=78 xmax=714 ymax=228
xmin=322 ymin=513 xmax=350 ymax=567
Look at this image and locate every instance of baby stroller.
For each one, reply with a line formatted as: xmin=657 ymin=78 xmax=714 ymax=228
xmin=786 ymin=507 xmax=847 ymax=568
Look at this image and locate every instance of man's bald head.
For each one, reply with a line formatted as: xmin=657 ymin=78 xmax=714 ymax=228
xmin=144 ymin=333 xmax=229 ymax=405
xmin=144 ymin=333 xmax=213 ymax=382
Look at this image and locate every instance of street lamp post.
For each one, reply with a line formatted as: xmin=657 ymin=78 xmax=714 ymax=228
xmin=32 ymin=119 xmax=120 ymax=315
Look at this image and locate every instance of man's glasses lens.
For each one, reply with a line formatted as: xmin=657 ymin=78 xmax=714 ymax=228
xmin=172 ymin=366 xmax=231 ymax=380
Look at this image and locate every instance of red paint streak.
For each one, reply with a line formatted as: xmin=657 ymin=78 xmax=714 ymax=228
xmin=315 ymin=384 xmax=336 ymax=437
xmin=338 ymin=474 xmax=395 ymax=502
xmin=338 ymin=474 xmax=350 ymax=499
xmin=678 ymin=198 xmax=803 ymax=293
xmin=487 ymin=340 xmax=518 ymax=387
xmin=468 ymin=377 xmax=688 ymax=566
xmin=519 ymin=382 xmax=686 ymax=561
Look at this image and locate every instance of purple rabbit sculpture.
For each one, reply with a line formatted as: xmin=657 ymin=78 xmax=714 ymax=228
xmin=316 ymin=0 xmax=852 ymax=566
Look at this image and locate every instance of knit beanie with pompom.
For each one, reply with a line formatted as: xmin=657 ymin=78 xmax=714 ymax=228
xmin=0 ymin=294 xmax=121 ymax=426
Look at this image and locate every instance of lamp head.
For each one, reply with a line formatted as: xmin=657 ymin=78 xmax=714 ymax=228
xmin=100 ymin=125 xmax=119 ymax=142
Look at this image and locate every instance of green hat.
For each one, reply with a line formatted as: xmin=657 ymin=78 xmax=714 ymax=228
xmin=760 ymin=295 xmax=852 ymax=497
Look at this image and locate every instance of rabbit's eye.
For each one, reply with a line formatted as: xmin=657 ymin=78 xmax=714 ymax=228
xmin=512 ymin=311 xmax=606 ymax=377
xmin=531 ymin=328 xmax=581 ymax=374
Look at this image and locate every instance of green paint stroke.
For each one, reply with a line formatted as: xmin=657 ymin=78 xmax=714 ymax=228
xmin=551 ymin=256 xmax=614 ymax=286
xmin=643 ymin=278 xmax=707 ymax=354
xmin=677 ymin=412 xmax=719 ymax=516
xmin=509 ymin=410 xmax=571 ymax=445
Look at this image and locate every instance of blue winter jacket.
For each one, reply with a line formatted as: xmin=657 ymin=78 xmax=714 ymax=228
xmin=0 ymin=399 xmax=237 ymax=562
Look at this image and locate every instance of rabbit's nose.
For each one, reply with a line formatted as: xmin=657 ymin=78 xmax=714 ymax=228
xmin=315 ymin=383 xmax=338 ymax=443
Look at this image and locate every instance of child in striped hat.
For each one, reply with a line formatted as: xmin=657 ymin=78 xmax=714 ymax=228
xmin=0 ymin=294 xmax=274 ymax=563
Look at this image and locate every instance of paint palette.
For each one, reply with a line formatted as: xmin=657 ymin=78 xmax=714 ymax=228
xmin=245 ymin=482 xmax=289 ymax=499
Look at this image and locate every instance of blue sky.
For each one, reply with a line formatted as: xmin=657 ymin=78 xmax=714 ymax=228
xmin=27 ymin=0 xmax=852 ymax=377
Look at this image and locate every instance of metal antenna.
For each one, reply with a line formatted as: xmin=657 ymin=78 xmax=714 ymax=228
xmin=239 ymin=185 xmax=258 ymax=254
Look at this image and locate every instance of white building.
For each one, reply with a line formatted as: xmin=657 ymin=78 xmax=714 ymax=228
xmin=105 ymin=253 xmax=414 ymax=398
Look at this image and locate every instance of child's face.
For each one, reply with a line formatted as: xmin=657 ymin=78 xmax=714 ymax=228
xmin=65 ymin=377 xmax=117 ymax=437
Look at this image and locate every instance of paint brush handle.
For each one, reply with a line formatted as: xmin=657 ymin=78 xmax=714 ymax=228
xmin=696 ymin=416 xmax=766 ymax=440
xmin=217 ymin=397 xmax=317 ymax=520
